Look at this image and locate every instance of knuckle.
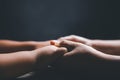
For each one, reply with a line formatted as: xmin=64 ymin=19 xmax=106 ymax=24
xmin=70 ymin=35 xmax=77 ymax=39
xmin=61 ymin=40 xmax=68 ymax=45
xmin=70 ymin=35 xmax=75 ymax=37
xmin=76 ymin=42 xmax=83 ymax=46
xmin=70 ymin=35 xmax=76 ymax=37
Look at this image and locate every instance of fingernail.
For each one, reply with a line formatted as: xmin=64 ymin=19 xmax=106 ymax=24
xmin=50 ymin=40 xmax=60 ymax=47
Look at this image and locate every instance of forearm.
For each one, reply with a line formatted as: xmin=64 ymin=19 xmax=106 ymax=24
xmin=0 ymin=40 xmax=37 ymax=53
xmin=91 ymin=40 xmax=120 ymax=55
xmin=0 ymin=44 xmax=64 ymax=79
xmin=89 ymin=46 xmax=120 ymax=61
xmin=0 ymin=51 xmax=36 ymax=78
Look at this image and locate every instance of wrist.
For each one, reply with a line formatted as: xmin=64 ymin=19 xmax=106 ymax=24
xmin=90 ymin=39 xmax=101 ymax=47
xmin=21 ymin=51 xmax=38 ymax=71
xmin=84 ymin=39 xmax=93 ymax=47
xmin=22 ymin=41 xmax=38 ymax=50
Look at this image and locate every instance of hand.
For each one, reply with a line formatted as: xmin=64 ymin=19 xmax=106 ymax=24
xmin=51 ymin=40 xmax=120 ymax=75
xmin=60 ymin=40 xmax=120 ymax=61
xmin=0 ymin=45 xmax=67 ymax=78
xmin=56 ymin=40 xmax=120 ymax=68
xmin=51 ymin=40 xmax=120 ymax=80
xmin=32 ymin=45 xmax=67 ymax=70
xmin=59 ymin=35 xmax=92 ymax=46
xmin=59 ymin=35 xmax=120 ymax=55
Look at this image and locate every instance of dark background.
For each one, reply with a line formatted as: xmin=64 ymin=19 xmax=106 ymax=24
xmin=0 ymin=0 xmax=120 ymax=80
xmin=0 ymin=0 xmax=120 ymax=41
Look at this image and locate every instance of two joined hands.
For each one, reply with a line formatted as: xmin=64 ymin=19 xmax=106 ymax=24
xmin=1 ymin=35 xmax=120 ymax=78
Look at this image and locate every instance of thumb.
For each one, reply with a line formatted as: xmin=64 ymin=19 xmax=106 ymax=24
xmin=49 ymin=47 xmax=67 ymax=66
xmin=53 ymin=47 xmax=68 ymax=57
xmin=60 ymin=40 xmax=80 ymax=52
xmin=32 ymin=46 xmax=67 ymax=70
xmin=42 ymin=47 xmax=67 ymax=67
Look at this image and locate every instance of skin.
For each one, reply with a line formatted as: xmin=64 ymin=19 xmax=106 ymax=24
xmin=48 ymin=38 xmax=120 ymax=80
xmin=60 ymin=40 xmax=120 ymax=61
xmin=0 ymin=40 xmax=67 ymax=79
xmin=1 ymin=37 xmax=120 ymax=78
xmin=53 ymin=35 xmax=120 ymax=70
xmin=59 ymin=35 xmax=120 ymax=55
xmin=50 ymin=39 xmax=120 ymax=74
xmin=0 ymin=40 xmax=50 ymax=53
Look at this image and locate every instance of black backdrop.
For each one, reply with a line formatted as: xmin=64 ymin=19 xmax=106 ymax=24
xmin=0 ymin=0 xmax=120 ymax=80
xmin=0 ymin=0 xmax=120 ymax=41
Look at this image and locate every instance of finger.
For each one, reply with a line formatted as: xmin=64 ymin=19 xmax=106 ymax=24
xmin=60 ymin=40 xmax=79 ymax=47
xmin=63 ymin=49 xmax=76 ymax=57
xmin=34 ymin=45 xmax=57 ymax=53
xmin=59 ymin=35 xmax=90 ymax=45
xmin=59 ymin=35 xmax=76 ymax=41
xmin=33 ymin=46 xmax=67 ymax=69
xmin=58 ymin=35 xmax=80 ymax=41
xmin=53 ymin=47 xmax=68 ymax=57
xmin=34 ymin=46 xmax=67 ymax=60
xmin=50 ymin=40 xmax=60 ymax=47
xmin=44 ymin=47 xmax=67 ymax=67
xmin=60 ymin=40 xmax=81 ymax=52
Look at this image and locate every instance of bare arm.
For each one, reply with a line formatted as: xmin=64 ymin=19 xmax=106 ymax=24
xmin=0 ymin=40 xmax=50 ymax=53
xmin=0 ymin=51 xmax=35 ymax=78
xmin=59 ymin=35 xmax=120 ymax=55
xmin=91 ymin=40 xmax=120 ymax=55
xmin=0 ymin=46 xmax=67 ymax=79
xmin=60 ymin=40 xmax=120 ymax=61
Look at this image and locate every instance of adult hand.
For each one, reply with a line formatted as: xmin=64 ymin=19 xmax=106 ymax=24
xmin=59 ymin=35 xmax=92 ymax=46
xmin=60 ymin=40 xmax=120 ymax=61
xmin=59 ymin=35 xmax=120 ymax=55
xmin=53 ymin=40 xmax=120 ymax=79
xmin=33 ymin=45 xmax=67 ymax=70
xmin=0 ymin=45 xmax=67 ymax=78
xmin=54 ymin=40 xmax=120 ymax=69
